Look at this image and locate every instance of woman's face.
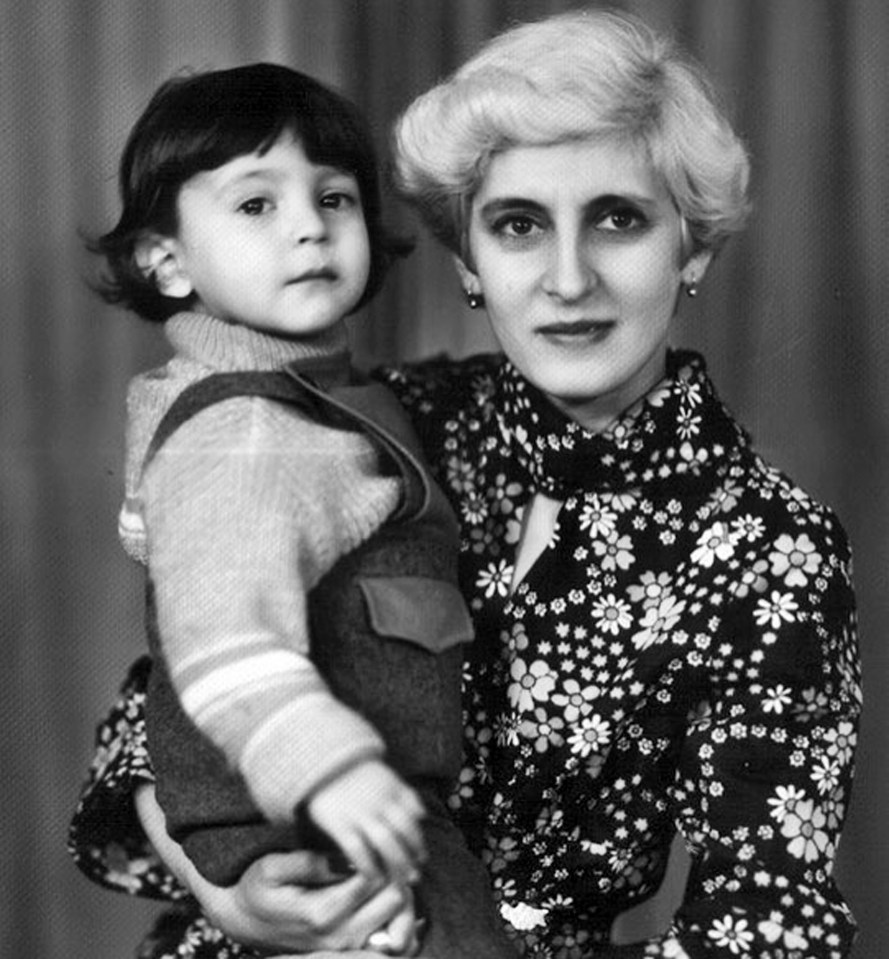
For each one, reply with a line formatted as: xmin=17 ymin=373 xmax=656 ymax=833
xmin=458 ymin=137 xmax=711 ymax=431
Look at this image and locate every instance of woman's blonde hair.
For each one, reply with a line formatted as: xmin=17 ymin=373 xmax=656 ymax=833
xmin=393 ymin=8 xmax=751 ymax=256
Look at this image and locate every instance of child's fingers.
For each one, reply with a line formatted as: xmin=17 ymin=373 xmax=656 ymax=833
xmin=387 ymin=786 xmax=428 ymax=860
xmin=363 ymin=812 xmax=424 ymax=884
xmin=333 ymin=825 xmax=383 ymax=882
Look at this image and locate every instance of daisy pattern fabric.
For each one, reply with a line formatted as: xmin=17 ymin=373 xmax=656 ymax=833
xmin=68 ymin=350 xmax=860 ymax=959
xmin=382 ymin=350 xmax=860 ymax=958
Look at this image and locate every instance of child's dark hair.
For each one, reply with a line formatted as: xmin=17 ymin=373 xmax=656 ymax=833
xmin=93 ymin=63 xmax=412 ymax=322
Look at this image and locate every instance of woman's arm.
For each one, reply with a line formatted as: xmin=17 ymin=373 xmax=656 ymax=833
xmin=599 ymin=513 xmax=861 ymax=958
xmin=135 ymin=783 xmax=418 ymax=955
xmin=68 ymin=658 xmax=417 ymax=955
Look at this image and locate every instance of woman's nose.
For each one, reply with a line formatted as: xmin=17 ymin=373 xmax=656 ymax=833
xmin=544 ymin=233 xmax=595 ymax=302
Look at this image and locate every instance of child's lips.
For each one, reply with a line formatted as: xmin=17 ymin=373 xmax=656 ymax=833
xmin=289 ymin=266 xmax=337 ymax=284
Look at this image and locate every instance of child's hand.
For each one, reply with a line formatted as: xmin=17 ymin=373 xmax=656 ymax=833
xmin=306 ymin=759 xmax=427 ymax=886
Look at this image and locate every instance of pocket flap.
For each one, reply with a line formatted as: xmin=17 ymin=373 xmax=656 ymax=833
xmin=358 ymin=576 xmax=475 ymax=652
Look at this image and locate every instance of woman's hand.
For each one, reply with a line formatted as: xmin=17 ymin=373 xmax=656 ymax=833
xmin=135 ymin=784 xmax=418 ymax=954
xmin=208 ymin=849 xmax=418 ymax=954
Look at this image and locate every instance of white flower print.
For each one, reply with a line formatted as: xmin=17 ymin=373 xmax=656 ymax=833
xmin=592 ymin=532 xmax=635 ymax=571
xmin=446 ymin=455 xmax=475 ymax=493
xmin=758 ymin=913 xmax=809 ymax=953
xmin=675 ymin=376 xmax=703 ymax=408
xmin=578 ymin=495 xmax=618 ymax=539
xmin=476 ymin=559 xmax=514 ymax=598
xmin=508 ymin=658 xmax=556 ymax=712
xmin=753 ymin=590 xmax=799 ymax=629
xmin=691 ymin=521 xmax=737 ymax=568
xmin=732 ymin=513 xmax=766 ymax=541
xmin=762 ymin=684 xmax=793 ymax=714
xmin=823 ymin=720 xmax=856 ymax=765
xmin=676 ymin=409 xmax=701 ymax=440
xmin=487 ymin=473 xmax=523 ymax=516
xmin=551 ymin=679 xmax=599 ymax=722
xmin=461 ymin=492 xmax=487 ymax=525
xmin=494 ymin=712 xmax=522 ymax=747
xmin=781 ymin=798 xmax=830 ymax=862
xmin=769 ymin=533 xmax=822 ymax=587
xmin=372 ymin=355 xmax=860 ymax=957
xmin=592 ymin=593 xmax=633 ymax=635
xmin=811 ymin=755 xmax=842 ymax=795
xmin=631 ymin=595 xmax=687 ymax=651
xmin=627 ymin=570 xmax=673 ymax=610
xmin=605 ymin=490 xmax=637 ymax=513
xmin=767 ymin=784 xmax=807 ymax=822
xmin=707 ymin=914 xmax=754 ymax=954
xmin=732 ymin=558 xmax=769 ymax=599
xmin=568 ymin=714 xmax=611 ymax=757
xmin=520 ymin=707 xmax=565 ymax=752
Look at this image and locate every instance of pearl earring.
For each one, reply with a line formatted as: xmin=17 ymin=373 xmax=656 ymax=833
xmin=465 ymin=289 xmax=485 ymax=310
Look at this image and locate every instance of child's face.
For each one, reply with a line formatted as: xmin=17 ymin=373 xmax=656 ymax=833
xmin=166 ymin=134 xmax=371 ymax=337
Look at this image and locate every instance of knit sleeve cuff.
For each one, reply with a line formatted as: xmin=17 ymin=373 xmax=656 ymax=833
xmin=240 ymin=693 xmax=386 ymax=823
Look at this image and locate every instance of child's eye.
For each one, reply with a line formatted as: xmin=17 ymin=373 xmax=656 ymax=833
xmin=238 ymin=197 xmax=272 ymax=216
xmin=320 ymin=191 xmax=358 ymax=210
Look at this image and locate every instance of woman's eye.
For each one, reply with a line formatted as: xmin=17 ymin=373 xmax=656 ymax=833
xmin=238 ymin=197 xmax=271 ymax=216
xmin=599 ymin=207 xmax=645 ymax=231
xmin=495 ymin=215 xmax=541 ymax=238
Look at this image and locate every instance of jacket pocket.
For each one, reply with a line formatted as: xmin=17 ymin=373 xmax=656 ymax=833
xmin=357 ymin=576 xmax=474 ymax=653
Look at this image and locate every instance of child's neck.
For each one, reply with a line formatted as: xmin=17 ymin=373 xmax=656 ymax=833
xmin=166 ymin=311 xmax=351 ymax=374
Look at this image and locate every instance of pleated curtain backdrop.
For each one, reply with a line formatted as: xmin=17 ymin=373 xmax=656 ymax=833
xmin=2 ymin=2 xmax=887 ymax=957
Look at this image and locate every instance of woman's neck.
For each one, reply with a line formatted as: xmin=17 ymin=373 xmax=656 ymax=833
xmin=540 ymin=348 xmax=669 ymax=434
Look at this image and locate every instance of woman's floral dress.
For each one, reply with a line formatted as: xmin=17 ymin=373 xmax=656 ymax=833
xmin=69 ymin=350 xmax=861 ymax=958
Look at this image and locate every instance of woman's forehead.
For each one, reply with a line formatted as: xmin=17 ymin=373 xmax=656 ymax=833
xmin=474 ymin=138 xmax=671 ymax=208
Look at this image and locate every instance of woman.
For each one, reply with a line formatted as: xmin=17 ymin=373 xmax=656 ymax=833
xmin=70 ymin=9 xmax=860 ymax=958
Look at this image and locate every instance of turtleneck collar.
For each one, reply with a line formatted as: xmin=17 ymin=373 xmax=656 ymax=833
xmin=495 ymin=349 xmax=748 ymax=498
xmin=166 ymin=312 xmax=352 ymax=388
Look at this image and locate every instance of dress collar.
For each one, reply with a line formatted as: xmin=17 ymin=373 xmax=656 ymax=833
xmin=495 ymin=350 xmax=748 ymax=497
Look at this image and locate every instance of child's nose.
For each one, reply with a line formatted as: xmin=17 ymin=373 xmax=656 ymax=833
xmin=291 ymin=203 xmax=327 ymax=244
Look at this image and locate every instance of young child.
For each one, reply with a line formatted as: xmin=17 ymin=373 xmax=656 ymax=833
xmin=93 ymin=63 xmax=514 ymax=957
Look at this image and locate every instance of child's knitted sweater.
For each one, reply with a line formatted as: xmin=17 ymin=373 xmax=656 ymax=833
xmin=121 ymin=312 xmax=400 ymax=821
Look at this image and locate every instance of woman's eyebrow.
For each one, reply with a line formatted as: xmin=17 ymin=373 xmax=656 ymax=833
xmin=587 ymin=192 xmax=658 ymax=210
xmin=478 ymin=192 xmax=660 ymax=217
xmin=477 ymin=197 xmax=547 ymax=219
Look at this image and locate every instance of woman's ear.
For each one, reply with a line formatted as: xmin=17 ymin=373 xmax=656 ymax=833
xmin=681 ymin=249 xmax=713 ymax=289
xmin=134 ymin=234 xmax=194 ymax=299
xmin=453 ymin=254 xmax=481 ymax=296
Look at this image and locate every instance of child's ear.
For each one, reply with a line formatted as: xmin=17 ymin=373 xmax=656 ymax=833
xmin=134 ymin=234 xmax=193 ymax=299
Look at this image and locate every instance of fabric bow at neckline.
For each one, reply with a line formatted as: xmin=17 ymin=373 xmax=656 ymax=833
xmin=495 ymin=350 xmax=747 ymax=499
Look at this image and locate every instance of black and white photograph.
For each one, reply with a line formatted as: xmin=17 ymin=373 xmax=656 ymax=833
xmin=2 ymin=2 xmax=887 ymax=957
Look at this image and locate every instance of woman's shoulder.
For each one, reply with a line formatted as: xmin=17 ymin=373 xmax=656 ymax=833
xmin=726 ymin=445 xmax=852 ymax=562
xmin=373 ymin=351 xmax=504 ymax=419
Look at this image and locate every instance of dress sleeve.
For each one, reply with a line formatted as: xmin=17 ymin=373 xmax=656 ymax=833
xmin=600 ymin=515 xmax=861 ymax=958
xmin=67 ymin=656 xmax=189 ymax=901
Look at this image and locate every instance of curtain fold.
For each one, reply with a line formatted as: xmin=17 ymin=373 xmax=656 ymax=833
xmin=2 ymin=2 xmax=886 ymax=957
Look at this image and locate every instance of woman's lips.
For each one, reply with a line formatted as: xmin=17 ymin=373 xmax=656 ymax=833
xmin=537 ymin=319 xmax=616 ymax=340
